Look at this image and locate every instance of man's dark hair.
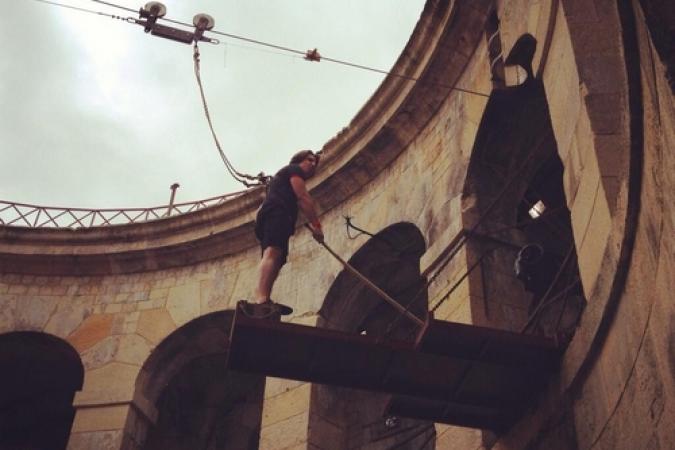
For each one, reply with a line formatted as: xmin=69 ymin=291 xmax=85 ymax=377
xmin=289 ymin=149 xmax=320 ymax=165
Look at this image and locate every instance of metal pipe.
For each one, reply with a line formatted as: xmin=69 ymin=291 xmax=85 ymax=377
xmin=167 ymin=183 xmax=180 ymax=217
xmin=308 ymin=225 xmax=424 ymax=327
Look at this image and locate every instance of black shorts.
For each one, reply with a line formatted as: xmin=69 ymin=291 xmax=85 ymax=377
xmin=254 ymin=206 xmax=294 ymax=264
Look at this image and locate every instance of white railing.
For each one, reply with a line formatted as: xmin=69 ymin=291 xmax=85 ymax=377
xmin=0 ymin=191 xmax=248 ymax=229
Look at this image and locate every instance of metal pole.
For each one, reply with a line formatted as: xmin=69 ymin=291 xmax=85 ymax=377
xmin=167 ymin=183 xmax=180 ymax=216
xmin=307 ymin=225 xmax=424 ymax=327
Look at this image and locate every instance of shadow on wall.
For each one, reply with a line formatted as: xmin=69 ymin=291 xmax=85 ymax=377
xmin=0 ymin=332 xmax=84 ymax=450
xmin=309 ymin=222 xmax=436 ymax=450
xmin=462 ymin=33 xmax=585 ymax=341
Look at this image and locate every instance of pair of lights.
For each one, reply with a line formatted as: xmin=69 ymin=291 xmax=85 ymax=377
xmin=528 ymin=200 xmax=546 ymax=219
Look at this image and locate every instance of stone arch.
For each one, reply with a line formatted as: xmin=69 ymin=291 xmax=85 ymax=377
xmin=319 ymin=222 xmax=427 ymax=329
xmin=308 ymin=222 xmax=435 ymax=449
xmin=126 ymin=310 xmax=265 ymax=450
xmin=0 ymin=331 xmax=84 ymax=450
xmin=462 ymin=33 xmax=584 ymax=338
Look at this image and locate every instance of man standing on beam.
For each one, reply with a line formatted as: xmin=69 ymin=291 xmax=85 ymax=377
xmin=251 ymin=150 xmax=324 ymax=315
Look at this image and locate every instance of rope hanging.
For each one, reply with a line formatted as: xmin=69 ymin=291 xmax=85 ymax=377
xmin=192 ymin=43 xmax=269 ymax=188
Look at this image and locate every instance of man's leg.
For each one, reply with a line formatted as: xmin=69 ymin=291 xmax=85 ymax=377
xmin=254 ymin=246 xmax=284 ymax=304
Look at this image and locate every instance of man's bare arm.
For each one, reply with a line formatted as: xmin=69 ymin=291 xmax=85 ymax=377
xmin=290 ymin=175 xmax=323 ymax=241
xmin=290 ymin=176 xmax=319 ymax=223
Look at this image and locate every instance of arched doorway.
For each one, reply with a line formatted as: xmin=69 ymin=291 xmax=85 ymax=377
xmin=131 ymin=311 xmax=265 ymax=450
xmin=309 ymin=222 xmax=436 ymax=449
xmin=0 ymin=331 xmax=83 ymax=450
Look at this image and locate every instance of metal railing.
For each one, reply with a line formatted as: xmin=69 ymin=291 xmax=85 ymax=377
xmin=0 ymin=190 xmax=248 ymax=229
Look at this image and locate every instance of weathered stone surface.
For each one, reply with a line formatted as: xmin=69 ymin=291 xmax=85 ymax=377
xmin=81 ymin=335 xmax=120 ymax=370
xmin=76 ymin=362 xmax=140 ymax=406
xmin=111 ymin=311 xmax=140 ymax=335
xmin=136 ymin=308 xmax=175 ymax=345
xmin=68 ymin=314 xmax=114 ymax=353
xmin=71 ymin=404 xmax=130 ymax=433
xmin=166 ymin=281 xmax=201 ymax=327
xmin=15 ymin=295 xmax=58 ymax=330
xmin=265 ymin=377 xmax=307 ymax=400
xmin=262 ymin=383 xmax=312 ymax=428
xmin=68 ymin=430 xmax=123 ymax=450
xmin=200 ymin=268 xmax=238 ymax=314
xmin=0 ymin=294 xmax=16 ymax=332
xmin=307 ymin=414 xmax=346 ymax=450
xmin=115 ymin=333 xmax=153 ymax=366
xmin=259 ymin=411 xmax=310 ymax=450
xmin=45 ymin=296 xmax=94 ymax=338
xmin=574 ymin=180 xmax=612 ymax=295
xmin=435 ymin=424 xmax=483 ymax=450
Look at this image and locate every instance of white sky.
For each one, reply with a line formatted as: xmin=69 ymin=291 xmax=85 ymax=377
xmin=1 ymin=0 xmax=425 ymax=208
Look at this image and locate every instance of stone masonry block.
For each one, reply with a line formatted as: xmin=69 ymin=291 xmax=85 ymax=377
xmin=166 ymin=282 xmax=200 ymax=326
xmin=570 ymin=153 xmax=601 ymax=247
xmin=110 ymin=312 xmax=135 ymax=335
xmin=265 ymin=377 xmax=306 ymax=399
xmin=574 ymin=370 xmax=609 ymax=448
xmin=45 ymin=297 xmax=94 ymax=338
xmin=545 ymin=14 xmax=581 ymax=151
xmin=15 ymin=295 xmax=58 ymax=330
xmin=115 ymin=333 xmax=153 ymax=367
xmin=593 ymin=133 xmax=628 ymax=178
xmin=446 ymin=297 xmax=473 ymax=325
xmin=435 ymin=424 xmax=483 ymax=450
xmin=148 ymin=287 xmax=168 ymax=301
xmin=563 ymin=137 xmax=583 ymax=206
xmin=568 ymin=21 xmax=622 ymax=55
xmin=577 ymin=50 xmax=627 ymax=95
xmin=259 ymin=411 xmax=310 ymax=450
xmin=82 ymin=336 xmax=120 ymax=371
xmin=67 ymin=430 xmax=123 ymax=450
xmin=562 ymin=0 xmax=600 ymax=23
xmin=575 ymin=186 xmax=612 ymax=296
xmin=262 ymin=383 xmax=312 ymax=428
xmin=8 ymin=284 xmax=27 ymax=295
xmin=76 ymin=362 xmax=140 ymax=407
xmin=200 ymin=271 xmax=238 ymax=315
xmin=0 ymin=295 xmax=16 ymax=333
xmin=68 ymin=314 xmax=114 ymax=353
xmin=290 ymin=314 xmax=320 ymax=327
xmin=584 ymin=93 xmax=626 ymax=135
xmin=71 ymin=404 xmax=130 ymax=433
xmin=308 ymin=414 xmax=346 ymax=450
xmin=136 ymin=308 xmax=175 ymax=345
xmin=600 ymin=176 xmax=622 ymax=216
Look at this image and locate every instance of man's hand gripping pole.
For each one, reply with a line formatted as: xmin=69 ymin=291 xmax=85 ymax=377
xmin=305 ymin=224 xmax=424 ymax=327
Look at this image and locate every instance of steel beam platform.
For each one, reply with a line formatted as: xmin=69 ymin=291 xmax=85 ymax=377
xmin=226 ymin=304 xmax=561 ymax=429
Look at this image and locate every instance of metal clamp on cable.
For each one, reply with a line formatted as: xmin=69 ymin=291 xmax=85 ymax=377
xmin=134 ymin=2 xmax=218 ymax=45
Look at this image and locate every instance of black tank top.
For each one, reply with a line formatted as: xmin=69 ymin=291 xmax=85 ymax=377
xmin=260 ymin=164 xmax=307 ymax=224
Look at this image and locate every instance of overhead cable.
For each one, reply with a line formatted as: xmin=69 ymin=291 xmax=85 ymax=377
xmin=49 ymin=0 xmax=491 ymax=98
xmin=88 ymin=0 xmax=136 ymax=14
xmin=32 ymin=0 xmax=129 ymax=20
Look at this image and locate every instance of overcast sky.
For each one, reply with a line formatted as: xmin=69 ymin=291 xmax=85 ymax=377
xmin=1 ymin=0 xmax=425 ymax=208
